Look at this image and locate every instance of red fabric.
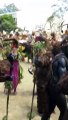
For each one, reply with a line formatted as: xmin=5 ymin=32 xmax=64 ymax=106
xmin=12 ymin=44 xmax=17 ymax=48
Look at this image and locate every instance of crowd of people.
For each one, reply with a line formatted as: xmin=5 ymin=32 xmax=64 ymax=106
xmin=32 ymin=30 xmax=68 ymax=120
xmin=0 ymin=29 xmax=68 ymax=120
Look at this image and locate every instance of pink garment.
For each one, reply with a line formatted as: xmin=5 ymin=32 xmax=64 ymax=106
xmin=11 ymin=60 xmax=19 ymax=93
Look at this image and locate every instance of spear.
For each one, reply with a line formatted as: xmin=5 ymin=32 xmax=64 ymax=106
xmin=29 ymin=77 xmax=36 ymax=120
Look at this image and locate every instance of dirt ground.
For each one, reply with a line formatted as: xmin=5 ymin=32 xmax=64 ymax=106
xmin=0 ymin=61 xmax=60 ymax=120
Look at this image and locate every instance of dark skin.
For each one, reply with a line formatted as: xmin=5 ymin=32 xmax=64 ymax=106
xmin=41 ymin=44 xmax=68 ymax=120
xmin=62 ymin=109 xmax=68 ymax=120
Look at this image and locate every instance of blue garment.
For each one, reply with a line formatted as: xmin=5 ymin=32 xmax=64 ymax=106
xmin=7 ymin=53 xmax=14 ymax=64
xmin=51 ymin=53 xmax=68 ymax=85
xmin=42 ymin=53 xmax=68 ymax=120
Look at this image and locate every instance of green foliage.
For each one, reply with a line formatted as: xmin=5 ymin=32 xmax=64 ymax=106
xmin=5 ymin=81 xmax=12 ymax=89
xmin=20 ymin=65 xmax=24 ymax=80
xmin=27 ymin=112 xmax=36 ymax=119
xmin=2 ymin=40 xmax=11 ymax=59
xmin=0 ymin=14 xmax=17 ymax=32
xmin=18 ymin=47 xmax=26 ymax=60
xmin=2 ymin=115 xmax=7 ymax=120
xmin=47 ymin=15 xmax=55 ymax=30
xmin=33 ymin=41 xmax=46 ymax=54
xmin=47 ymin=15 xmax=54 ymax=22
xmin=34 ymin=41 xmax=45 ymax=49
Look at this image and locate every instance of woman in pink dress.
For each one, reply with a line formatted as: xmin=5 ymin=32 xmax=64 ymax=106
xmin=7 ymin=39 xmax=20 ymax=94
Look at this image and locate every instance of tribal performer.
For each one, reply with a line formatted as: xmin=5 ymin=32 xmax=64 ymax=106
xmin=7 ymin=39 xmax=20 ymax=94
xmin=33 ymin=39 xmax=52 ymax=116
xmin=41 ymin=42 xmax=68 ymax=120
xmin=34 ymin=51 xmax=52 ymax=115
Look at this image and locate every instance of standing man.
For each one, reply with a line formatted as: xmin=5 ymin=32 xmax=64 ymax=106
xmin=41 ymin=43 xmax=68 ymax=120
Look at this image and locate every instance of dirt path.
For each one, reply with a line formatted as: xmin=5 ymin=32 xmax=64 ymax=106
xmin=0 ymin=62 xmax=59 ymax=120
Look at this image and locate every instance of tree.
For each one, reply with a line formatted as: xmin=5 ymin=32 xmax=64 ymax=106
xmin=52 ymin=0 xmax=68 ymax=17
xmin=51 ymin=0 xmax=68 ymax=32
xmin=0 ymin=14 xmax=17 ymax=32
xmin=0 ymin=3 xmax=19 ymax=14
xmin=46 ymin=15 xmax=55 ymax=32
xmin=52 ymin=0 xmax=68 ymax=26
